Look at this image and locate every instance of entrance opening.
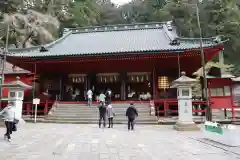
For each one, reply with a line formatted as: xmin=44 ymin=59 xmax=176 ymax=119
xmin=94 ymin=73 xmax=121 ymax=101
xmin=62 ymin=74 xmax=87 ymax=101
xmin=126 ymin=72 xmax=152 ymax=101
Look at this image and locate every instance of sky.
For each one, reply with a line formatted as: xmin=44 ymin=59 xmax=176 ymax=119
xmin=111 ymin=0 xmax=132 ymax=5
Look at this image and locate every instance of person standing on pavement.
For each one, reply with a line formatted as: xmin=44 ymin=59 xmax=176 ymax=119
xmin=98 ymin=102 xmax=107 ymax=128
xmin=126 ymin=102 xmax=138 ymax=131
xmin=87 ymin=89 xmax=93 ymax=107
xmin=106 ymin=103 xmax=115 ymax=128
xmin=0 ymin=102 xmax=16 ymax=142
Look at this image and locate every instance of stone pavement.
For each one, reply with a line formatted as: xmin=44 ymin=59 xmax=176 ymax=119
xmin=0 ymin=124 xmax=240 ymax=160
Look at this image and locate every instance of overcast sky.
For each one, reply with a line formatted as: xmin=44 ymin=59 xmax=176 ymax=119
xmin=111 ymin=0 xmax=132 ymax=5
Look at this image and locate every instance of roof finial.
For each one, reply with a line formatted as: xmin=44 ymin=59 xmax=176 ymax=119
xmin=181 ymin=71 xmax=186 ymax=76
xmin=16 ymin=76 xmax=20 ymax=81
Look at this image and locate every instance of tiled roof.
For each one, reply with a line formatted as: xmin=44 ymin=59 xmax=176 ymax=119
xmin=7 ymin=22 xmax=225 ymax=58
xmin=3 ymin=62 xmax=30 ymax=74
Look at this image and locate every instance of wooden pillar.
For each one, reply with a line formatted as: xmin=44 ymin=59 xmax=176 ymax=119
xmin=59 ymin=75 xmax=62 ymax=101
xmin=120 ymin=72 xmax=126 ymax=101
xmin=152 ymin=68 xmax=158 ymax=100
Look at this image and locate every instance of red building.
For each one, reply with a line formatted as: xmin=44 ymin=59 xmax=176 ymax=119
xmin=6 ymin=22 xmax=225 ymax=115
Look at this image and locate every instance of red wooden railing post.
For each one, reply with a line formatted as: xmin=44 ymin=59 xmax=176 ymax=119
xmin=44 ymin=100 xmax=48 ymax=115
xmin=26 ymin=103 xmax=30 ymax=115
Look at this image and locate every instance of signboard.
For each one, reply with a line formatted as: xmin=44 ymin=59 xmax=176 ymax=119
xmin=33 ymin=98 xmax=40 ymax=105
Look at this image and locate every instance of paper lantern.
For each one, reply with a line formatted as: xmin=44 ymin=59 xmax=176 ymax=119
xmin=158 ymin=76 xmax=169 ymax=89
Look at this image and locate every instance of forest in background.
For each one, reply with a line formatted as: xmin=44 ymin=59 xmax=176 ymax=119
xmin=0 ymin=0 xmax=240 ymax=74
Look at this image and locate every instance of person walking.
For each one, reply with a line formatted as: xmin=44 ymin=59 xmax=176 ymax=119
xmin=99 ymin=92 xmax=106 ymax=105
xmin=98 ymin=102 xmax=107 ymax=128
xmin=105 ymin=89 xmax=112 ymax=104
xmin=87 ymin=89 xmax=93 ymax=107
xmin=126 ymin=102 xmax=138 ymax=131
xmin=106 ymin=103 xmax=115 ymax=128
xmin=0 ymin=102 xmax=16 ymax=142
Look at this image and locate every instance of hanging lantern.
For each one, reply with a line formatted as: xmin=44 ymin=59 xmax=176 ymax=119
xmin=100 ymin=76 xmax=103 ymax=82
xmin=79 ymin=77 xmax=82 ymax=83
xmin=136 ymin=76 xmax=139 ymax=82
xmin=110 ymin=76 xmax=113 ymax=83
xmin=131 ymin=76 xmax=134 ymax=81
xmin=72 ymin=77 xmax=75 ymax=83
xmin=141 ymin=76 xmax=144 ymax=82
xmin=148 ymin=82 xmax=151 ymax=88
xmin=114 ymin=76 xmax=117 ymax=82
xmin=146 ymin=75 xmax=149 ymax=81
xmin=104 ymin=77 xmax=107 ymax=83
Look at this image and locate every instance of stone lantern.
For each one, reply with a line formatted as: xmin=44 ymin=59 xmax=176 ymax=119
xmin=171 ymin=71 xmax=199 ymax=131
xmin=0 ymin=77 xmax=32 ymax=120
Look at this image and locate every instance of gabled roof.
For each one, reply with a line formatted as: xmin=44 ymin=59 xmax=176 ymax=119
xmin=3 ymin=62 xmax=30 ymax=74
xmin=7 ymin=22 xmax=225 ymax=58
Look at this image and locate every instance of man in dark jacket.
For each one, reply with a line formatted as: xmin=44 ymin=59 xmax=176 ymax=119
xmin=126 ymin=102 xmax=138 ymax=131
xmin=98 ymin=102 xmax=107 ymax=128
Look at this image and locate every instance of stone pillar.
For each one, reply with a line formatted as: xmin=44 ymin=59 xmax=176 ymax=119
xmin=172 ymin=71 xmax=200 ymax=131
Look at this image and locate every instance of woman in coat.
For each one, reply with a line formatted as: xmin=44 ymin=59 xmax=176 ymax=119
xmin=106 ymin=103 xmax=115 ymax=128
xmin=0 ymin=103 xmax=16 ymax=142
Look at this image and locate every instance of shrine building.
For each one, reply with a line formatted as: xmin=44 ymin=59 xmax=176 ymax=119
xmin=6 ymin=22 xmax=225 ymax=106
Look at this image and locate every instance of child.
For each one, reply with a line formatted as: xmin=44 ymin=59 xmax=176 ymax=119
xmin=106 ymin=103 xmax=115 ymax=128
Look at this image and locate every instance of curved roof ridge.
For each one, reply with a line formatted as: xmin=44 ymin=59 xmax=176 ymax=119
xmin=70 ymin=22 xmax=165 ymax=34
xmin=45 ymin=30 xmax=72 ymax=49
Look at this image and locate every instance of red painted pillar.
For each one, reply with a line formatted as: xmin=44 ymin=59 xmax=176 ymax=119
xmin=230 ymin=85 xmax=235 ymax=120
xmin=152 ymin=68 xmax=158 ymax=100
xmin=44 ymin=100 xmax=48 ymax=115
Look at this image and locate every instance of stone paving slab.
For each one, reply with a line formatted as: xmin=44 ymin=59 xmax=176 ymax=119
xmin=0 ymin=123 xmax=239 ymax=160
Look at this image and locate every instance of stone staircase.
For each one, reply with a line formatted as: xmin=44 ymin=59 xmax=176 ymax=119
xmin=45 ymin=103 xmax=157 ymax=124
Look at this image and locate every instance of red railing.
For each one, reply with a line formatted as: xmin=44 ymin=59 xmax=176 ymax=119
xmin=153 ymin=99 xmax=207 ymax=116
xmin=0 ymin=100 xmax=54 ymax=116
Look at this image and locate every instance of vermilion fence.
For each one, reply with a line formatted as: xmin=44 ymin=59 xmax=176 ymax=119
xmin=0 ymin=100 xmax=54 ymax=116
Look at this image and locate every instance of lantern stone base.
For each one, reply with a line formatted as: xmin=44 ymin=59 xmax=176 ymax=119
xmin=174 ymin=122 xmax=200 ymax=131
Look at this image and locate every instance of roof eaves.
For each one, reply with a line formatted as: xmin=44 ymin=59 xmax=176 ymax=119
xmin=8 ymin=31 xmax=72 ymax=54
xmin=8 ymin=45 xmax=217 ymax=59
